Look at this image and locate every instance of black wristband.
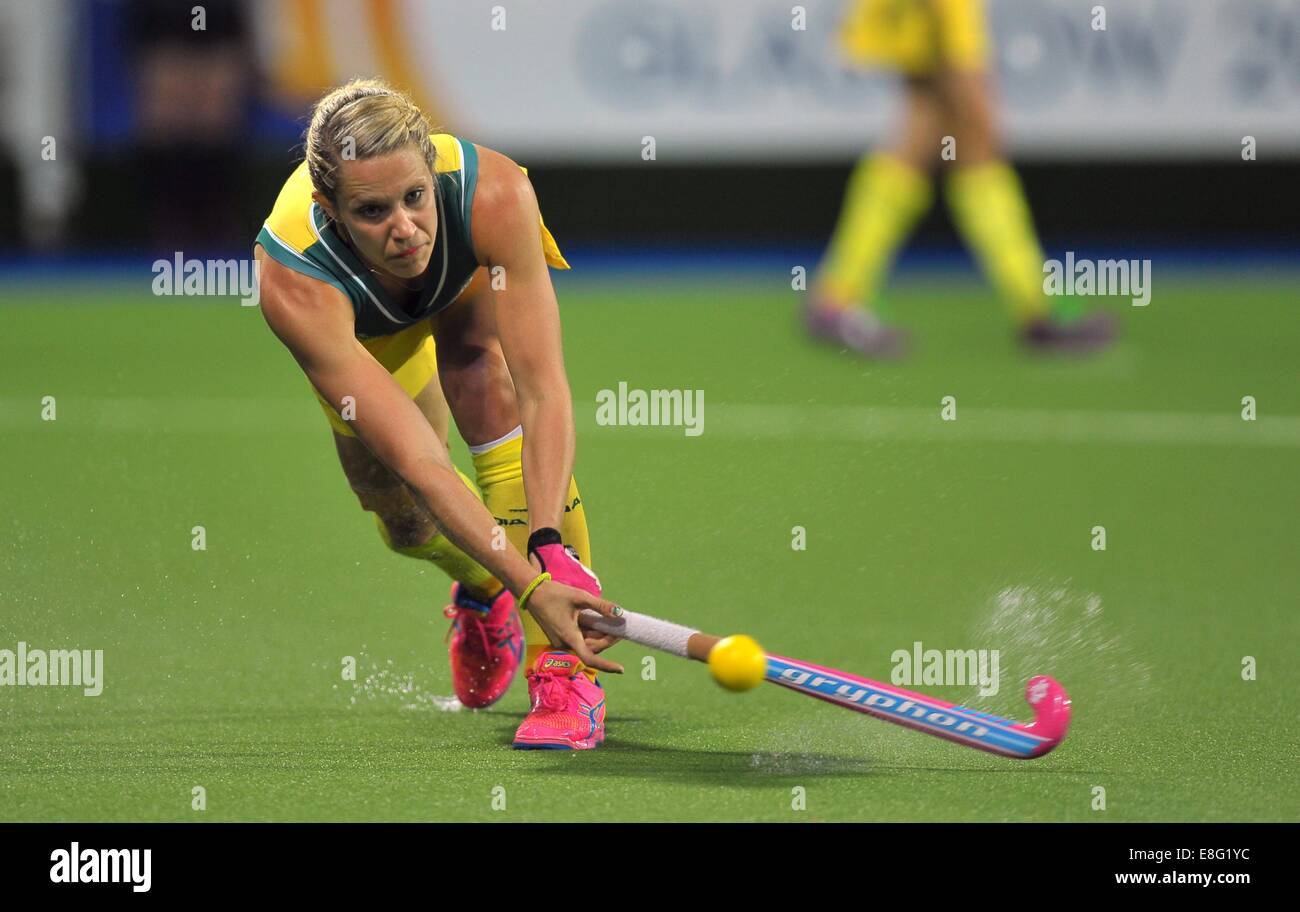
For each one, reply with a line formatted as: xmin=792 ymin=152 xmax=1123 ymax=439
xmin=527 ymin=527 xmax=563 ymax=555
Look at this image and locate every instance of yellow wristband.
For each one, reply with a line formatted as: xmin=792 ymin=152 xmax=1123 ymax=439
xmin=518 ymin=572 xmax=552 ymax=613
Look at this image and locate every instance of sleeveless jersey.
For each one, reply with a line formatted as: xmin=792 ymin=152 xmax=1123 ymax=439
xmin=256 ymin=134 xmax=568 ymax=339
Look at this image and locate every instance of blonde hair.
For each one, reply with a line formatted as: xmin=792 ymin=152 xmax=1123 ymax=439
xmin=304 ymin=78 xmax=435 ymax=201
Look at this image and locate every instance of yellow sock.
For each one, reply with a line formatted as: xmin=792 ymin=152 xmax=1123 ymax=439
xmin=471 ymin=427 xmax=597 ymax=680
xmin=373 ymin=467 xmax=503 ymax=599
xmin=816 ymin=153 xmax=933 ymax=306
xmin=944 ymin=162 xmax=1050 ymax=323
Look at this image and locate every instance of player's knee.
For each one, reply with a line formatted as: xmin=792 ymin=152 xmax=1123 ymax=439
xmin=372 ymin=507 xmax=433 ymax=551
xmin=354 ymin=487 xmax=435 ymax=551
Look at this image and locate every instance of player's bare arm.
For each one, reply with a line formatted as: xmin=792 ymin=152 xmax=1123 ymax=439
xmin=467 ymin=146 xmax=576 ymax=534
xmin=446 ymin=146 xmax=620 ymax=654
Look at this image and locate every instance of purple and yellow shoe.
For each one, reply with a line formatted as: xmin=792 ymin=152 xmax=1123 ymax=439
xmin=512 ymin=651 xmax=606 ymax=750
xmin=803 ymin=296 xmax=909 ymax=359
xmin=443 ymin=583 xmax=524 ymax=709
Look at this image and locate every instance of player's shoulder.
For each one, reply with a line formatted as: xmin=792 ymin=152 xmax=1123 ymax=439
xmin=456 ymin=139 xmax=570 ymax=271
xmin=469 ymin=142 xmax=532 ymax=198
xmin=256 ymin=158 xmax=358 ymax=308
xmin=254 ymin=244 xmax=339 ymax=308
xmin=466 ymin=142 xmax=538 ymax=240
xmin=261 ymin=160 xmax=318 ymax=256
xmin=254 ymin=245 xmax=352 ymax=340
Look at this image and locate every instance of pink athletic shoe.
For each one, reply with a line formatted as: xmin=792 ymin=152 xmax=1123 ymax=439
xmin=443 ymin=583 xmax=524 ymax=709
xmin=512 ymin=651 xmax=606 ymax=750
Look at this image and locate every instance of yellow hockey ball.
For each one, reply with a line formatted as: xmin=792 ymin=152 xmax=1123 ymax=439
xmin=708 ymin=635 xmax=767 ymax=692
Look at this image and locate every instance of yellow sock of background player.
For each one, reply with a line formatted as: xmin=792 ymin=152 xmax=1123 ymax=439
xmin=816 ymin=153 xmax=934 ymax=307
xmin=945 ymin=161 xmax=1051 ymax=323
xmin=373 ymin=467 xmax=504 ymax=598
xmin=470 ymin=429 xmax=597 ymax=680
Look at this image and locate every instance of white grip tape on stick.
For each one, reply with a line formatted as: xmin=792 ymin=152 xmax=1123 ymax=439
xmin=579 ymin=608 xmax=698 ymax=658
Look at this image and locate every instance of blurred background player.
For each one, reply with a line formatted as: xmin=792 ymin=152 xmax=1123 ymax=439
xmin=805 ymin=0 xmax=1116 ymax=357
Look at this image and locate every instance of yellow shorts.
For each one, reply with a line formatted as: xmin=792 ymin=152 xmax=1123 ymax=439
xmin=316 ymin=319 xmax=439 ymax=437
xmin=839 ymin=0 xmax=990 ymax=76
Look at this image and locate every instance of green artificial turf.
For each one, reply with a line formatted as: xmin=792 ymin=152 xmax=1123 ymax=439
xmin=1 ymin=267 xmax=1296 ymax=821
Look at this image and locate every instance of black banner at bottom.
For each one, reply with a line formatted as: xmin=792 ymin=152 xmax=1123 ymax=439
xmin=0 ymin=822 xmax=1285 ymax=897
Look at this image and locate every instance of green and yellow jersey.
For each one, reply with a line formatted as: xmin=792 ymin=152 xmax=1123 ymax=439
xmin=255 ymin=133 xmax=569 ymax=340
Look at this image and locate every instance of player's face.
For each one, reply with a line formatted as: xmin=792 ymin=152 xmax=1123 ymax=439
xmin=331 ymin=148 xmax=437 ymax=279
